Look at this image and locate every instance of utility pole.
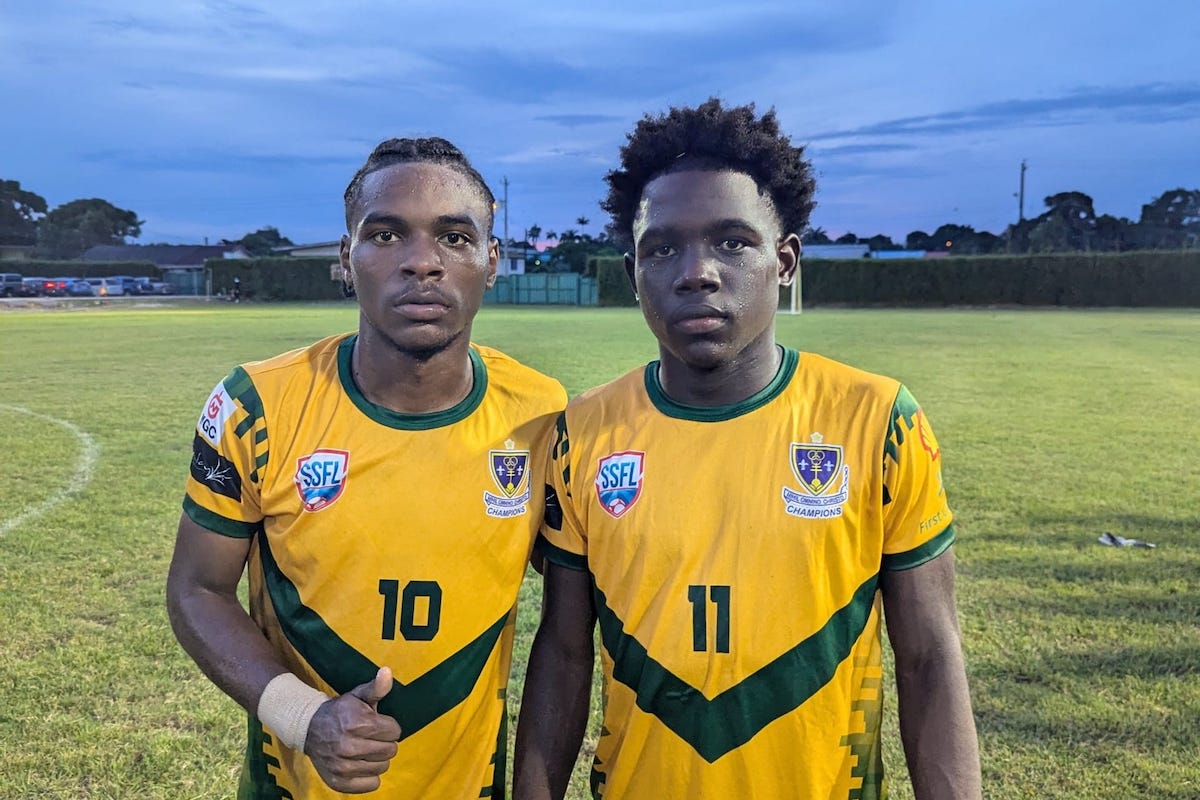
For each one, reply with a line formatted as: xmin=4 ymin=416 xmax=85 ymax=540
xmin=1018 ymin=159 xmax=1027 ymax=222
xmin=501 ymin=176 xmax=510 ymax=268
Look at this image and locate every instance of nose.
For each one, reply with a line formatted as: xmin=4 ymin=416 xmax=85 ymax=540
xmin=673 ymin=246 xmax=720 ymax=293
xmin=399 ymin=234 xmax=445 ymax=280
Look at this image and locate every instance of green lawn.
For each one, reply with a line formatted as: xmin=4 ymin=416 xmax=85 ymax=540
xmin=0 ymin=303 xmax=1197 ymax=799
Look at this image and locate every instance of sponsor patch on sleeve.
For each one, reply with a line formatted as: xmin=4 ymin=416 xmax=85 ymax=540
xmin=190 ymin=433 xmax=243 ymax=502
xmin=197 ymin=380 xmax=235 ymax=446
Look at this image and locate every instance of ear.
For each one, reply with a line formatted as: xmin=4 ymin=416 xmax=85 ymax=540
xmin=623 ymin=252 xmax=638 ymax=299
xmin=777 ymin=233 xmax=800 ymax=287
xmin=485 ymin=237 xmax=499 ymax=289
xmin=339 ymin=235 xmax=353 ymax=282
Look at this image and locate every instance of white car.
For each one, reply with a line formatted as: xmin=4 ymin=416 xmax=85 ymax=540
xmin=86 ymin=277 xmax=125 ymax=297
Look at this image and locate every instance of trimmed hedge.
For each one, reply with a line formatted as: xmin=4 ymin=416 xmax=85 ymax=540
xmin=205 ymin=257 xmax=345 ymax=302
xmin=790 ymin=250 xmax=1200 ymax=308
xmin=805 ymin=250 xmax=1200 ymax=307
xmin=0 ymin=260 xmax=159 ymax=278
xmin=593 ymin=256 xmax=636 ymax=307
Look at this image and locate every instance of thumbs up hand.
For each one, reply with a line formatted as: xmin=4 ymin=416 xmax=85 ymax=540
xmin=305 ymin=667 xmax=402 ymax=794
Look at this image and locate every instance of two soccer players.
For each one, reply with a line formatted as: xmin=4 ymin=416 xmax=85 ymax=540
xmin=170 ymin=101 xmax=980 ymax=799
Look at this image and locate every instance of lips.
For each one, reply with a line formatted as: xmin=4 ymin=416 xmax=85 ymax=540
xmin=393 ymin=291 xmax=451 ymax=321
xmin=670 ymin=304 xmax=727 ymax=334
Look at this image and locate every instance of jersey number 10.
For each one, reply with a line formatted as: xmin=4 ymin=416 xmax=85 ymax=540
xmin=378 ymin=579 xmax=442 ymax=641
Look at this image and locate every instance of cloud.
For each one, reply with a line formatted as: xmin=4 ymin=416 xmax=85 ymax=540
xmin=813 ymin=143 xmax=918 ymax=158
xmin=813 ymin=83 xmax=1200 ymax=141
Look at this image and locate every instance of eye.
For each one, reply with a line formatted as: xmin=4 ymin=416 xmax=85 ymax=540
xmin=370 ymin=230 xmax=397 ymax=243
xmin=717 ymin=238 xmax=747 ymax=252
xmin=441 ymin=231 xmax=471 ymax=246
xmin=649 ymin=243 xmax=675 ymax=258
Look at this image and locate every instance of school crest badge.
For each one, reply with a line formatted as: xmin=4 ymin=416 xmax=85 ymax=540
xmin=294 ymin=449 xmax=350 ymax=512
xmin=595 ymin=451 xmax=645 ymax=519
xmin=782 ymin=434 xmax=850 ymax=519
xmin=484 ymin=440 xmax=531 ymax=517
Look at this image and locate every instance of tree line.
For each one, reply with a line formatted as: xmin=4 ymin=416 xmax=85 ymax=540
xmin=802 ymin=188 xmax=1200 ymax=255
xmin=6 ymin=177 xmax=1196 ymax=264
xmin=0 ymin=179 xmax=293 ymax=259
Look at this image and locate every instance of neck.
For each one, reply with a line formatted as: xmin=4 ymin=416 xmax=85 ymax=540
xmin=657 ymin=334 xmax=782 ymax=408
xmin=351 ymin=326 xmax=475 ymax=414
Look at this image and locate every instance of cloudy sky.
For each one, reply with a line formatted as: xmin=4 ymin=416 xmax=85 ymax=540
xmin=2 ymin=0 xmax=1197 ymax=247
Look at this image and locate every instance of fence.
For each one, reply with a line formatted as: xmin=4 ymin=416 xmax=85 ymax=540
xmin=484 ymin=273 xmax=597 ymax=306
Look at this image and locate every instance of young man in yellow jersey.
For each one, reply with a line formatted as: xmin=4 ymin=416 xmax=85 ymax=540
xmin=167 ymin=137 xmax=566 ymax=798
xmin=515 ymin=100 xmax=981 ymax=800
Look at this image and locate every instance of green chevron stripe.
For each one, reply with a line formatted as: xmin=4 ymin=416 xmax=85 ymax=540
xmin=258 ymin=531 xmax=509 ymax=739
xmin=882 ymin=524 xmax=955 ymax=571
xmin=594 ymin=573 xmax=878 ymax=763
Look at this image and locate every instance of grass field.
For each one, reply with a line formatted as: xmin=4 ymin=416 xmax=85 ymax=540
xmin=1 ymin=302 xmax=1197 ymax=799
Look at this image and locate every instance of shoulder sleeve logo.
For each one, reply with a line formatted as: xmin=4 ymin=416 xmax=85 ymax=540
xmin=196 ymin=380 xmax=235 ymax=446
xmin=294 ymin=449 xmax=350 ymax=512
xmin=190 ymin=433 xmax=243 ymax=502
xmin=595 ymin=451 xmax=645 ymax=519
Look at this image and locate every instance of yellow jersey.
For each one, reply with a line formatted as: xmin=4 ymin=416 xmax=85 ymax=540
xmin=183 ymin=332 xmax=566 ymax=799
xmin=538 ymin=347 xmax=954 ymax=800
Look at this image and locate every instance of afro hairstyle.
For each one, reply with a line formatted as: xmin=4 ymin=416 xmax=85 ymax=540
xmin=601 ymin=98 xmax=816 ymax=250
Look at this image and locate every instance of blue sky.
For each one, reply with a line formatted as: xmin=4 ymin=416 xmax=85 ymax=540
xmin=2 ymin=0 xmax=1197 ymax=247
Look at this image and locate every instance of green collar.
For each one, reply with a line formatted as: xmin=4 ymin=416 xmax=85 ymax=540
xmin=644 ymin=346 xmax=798 ymax=422
xmin=337 ymin=335 xmax=487 ymax=430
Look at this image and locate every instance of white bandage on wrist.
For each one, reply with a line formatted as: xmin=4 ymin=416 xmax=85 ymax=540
xmin=257 ymin=672 xmax=330 ymax=753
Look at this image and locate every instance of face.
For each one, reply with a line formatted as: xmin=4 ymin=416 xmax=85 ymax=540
xmin=340 ymin=162 xmax=497 ymax=359
xmin=628 ymin=169 xmax=799 ymax=372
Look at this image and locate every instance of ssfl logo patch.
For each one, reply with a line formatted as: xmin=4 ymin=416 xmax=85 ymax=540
xmin=294 ymin=449 xmax=350 ymax=512
xmin=595 ymin=451 xmax=645 ymax=519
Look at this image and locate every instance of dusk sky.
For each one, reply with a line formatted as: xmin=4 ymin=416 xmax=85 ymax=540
xmin=3 ymin=0 xmax=1197 ymax=248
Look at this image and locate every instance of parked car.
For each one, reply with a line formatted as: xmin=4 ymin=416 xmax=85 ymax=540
xmin=19 ymin=277 xmax=45 ymax=297
xmin=0 ymin=273 xmax=23 ymax=297
xmin=85 ymin=277 xmax=125 ymax=297
xmin=65 ymin=278 xmax=95 ymax=297
xmin=110 ymin=275 xmax=141 ymax=295
xmin=44 ymin=277 xmax=71 ymax=296
xmin=132 ymin=276 xmax=174 ymax=295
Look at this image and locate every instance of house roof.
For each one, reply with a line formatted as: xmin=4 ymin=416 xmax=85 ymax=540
xmin=82 ymin=244 xmax=249 ymax=266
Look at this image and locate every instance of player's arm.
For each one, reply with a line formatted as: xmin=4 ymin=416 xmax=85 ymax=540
xmin=513 ymin=560 xmax=597 ymax=800
xmin=166 ymin=513 xmax=282 ymax=710
xmin=166 ymin=514 xmax=401 ymax=793
xmin=881 ymin=548 xmax=982 ymax=800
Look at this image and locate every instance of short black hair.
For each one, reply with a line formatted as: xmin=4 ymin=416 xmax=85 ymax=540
xmin=343 ymin=137 xmax=495 ymax=233
xmin=602 ymin=98 xmax=816 ymax=249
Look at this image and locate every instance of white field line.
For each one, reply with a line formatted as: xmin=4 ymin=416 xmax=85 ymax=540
xmin=0 ymin=404 xmax=99 ymax=536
